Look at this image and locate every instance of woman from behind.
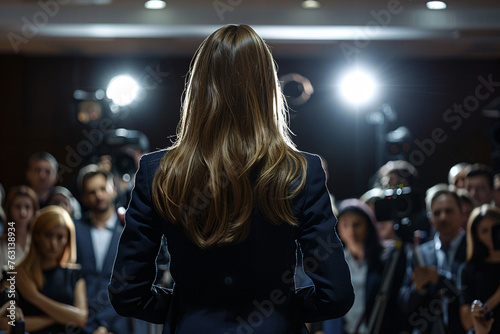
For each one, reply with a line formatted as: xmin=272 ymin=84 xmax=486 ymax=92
xmin=15 ymin=205 xmax=87 ymax=334
xmin=109 ymin=24 xmax=354 ymax=334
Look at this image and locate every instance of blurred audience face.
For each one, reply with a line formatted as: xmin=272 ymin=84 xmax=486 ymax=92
xmin=386 ymin=171 xmax=410 ymax=188
xmin=376 ymin=220 xmax=396 ymax=241
xmin=82 ymin=174 xmax=115 ymax=213
xmin=337 ymin=211 xmax=368 ymax=247
xmin=37 ymin=224 xmax=69 ymax=263
xmin=9 ymin=195 xmax=35 ymax=229
xmin=448 ymin=164 xmax=469 ymax=189
xmin=48 ymin=193 xmax=73 ymax=216
xmin=466 ymin=175 xmax=494 ymax=207
xmin=451 ymin=173 xmax=466 ymax=188
xmin=430 ymin=193 xmax=463 ymax=239
xmin=476 ymin=216 xmax=497 ymax=252
xmin=26 ymin=159 xmax=58 ymax=194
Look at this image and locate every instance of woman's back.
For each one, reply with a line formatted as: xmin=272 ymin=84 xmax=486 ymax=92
xmin=165 ymin=210 xmax=299 ymax=333
xmin=109 ymin=150 xmax=354 ymax=333
xmin=108 ymin=24 xmax=354 ymax=334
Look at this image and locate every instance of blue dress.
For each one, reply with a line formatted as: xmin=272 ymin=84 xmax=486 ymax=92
xmin=18 ymin=266 xmax=83 ymax=334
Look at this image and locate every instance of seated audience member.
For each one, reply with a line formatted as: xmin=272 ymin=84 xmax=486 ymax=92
xmin=336 ymin=199 xmax=384 ymax=334
xmin=448 ymin=162 xmax=471 ymax=189
xmin=0 ymin=186 xmax=39 ymax=269
xmin=459 ymin=205 xmax=500 ymax=333
xmin=493 ymin=173 xmax=500 ymax=208
xmin=16 ymin=205 xmax=87 ymax=334
xmin=465 ymin=163 xmax=494 ymax=207
xmin=399 ymin=184 xmax=467 ymax=334
xmin=25 ymin=152 xmax=59 ymax=208
xmin=47 ymin=186 xmax=82 ymax=221
xmin=75 ymin=164 xmax=132 ymax=334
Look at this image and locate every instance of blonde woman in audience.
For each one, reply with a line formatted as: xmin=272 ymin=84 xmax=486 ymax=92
xmin=15 ymin=205 xmax=87 ymax=334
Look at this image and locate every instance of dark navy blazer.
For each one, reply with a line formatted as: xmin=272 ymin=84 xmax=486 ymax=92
xmin=75 ymin=215 xmax=132 ymax=334
xmin=108 ymin=150 xmax=354 ymax=334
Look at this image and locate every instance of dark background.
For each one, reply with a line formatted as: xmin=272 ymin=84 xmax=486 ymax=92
xmin=1 ymin=53 xmax=498 ymax=201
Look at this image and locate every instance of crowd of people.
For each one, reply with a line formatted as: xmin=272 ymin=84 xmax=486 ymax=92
xmin=0 ymin=149 xmax=498 ymax=334
xmin=309 ymin=160 xmax=500 ymax=334
xmin=0 ymin=151 xmax=171 ymax=334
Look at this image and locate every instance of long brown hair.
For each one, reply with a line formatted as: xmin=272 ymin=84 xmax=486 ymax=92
xmin=466 ymin=204 xmax=500 ymax=263
xmin=17 ymin=205 xmax=77 ymax=289
xmin=152 ymin=25 xmax=307 ymax=248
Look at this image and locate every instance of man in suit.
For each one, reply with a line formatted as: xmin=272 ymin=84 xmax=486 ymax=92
xmin=399 ymin=184 xmax=467 ymax=334
xmin=76 ymin=164 xmax=132 ymax=334
xmin=25 ymin=151 xmax=59 ymax=208
xmin=465 ymin=163 xmax=494 ymax=208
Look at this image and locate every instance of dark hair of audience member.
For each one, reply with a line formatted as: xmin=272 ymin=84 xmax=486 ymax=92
xmin=466 ymin=204 xmax=500 ymax=264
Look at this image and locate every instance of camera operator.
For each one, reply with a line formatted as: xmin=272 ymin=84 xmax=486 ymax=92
xmin=458 ymin=204 xmax=500 ymax=333
xmin=398 ymin=184 xmax=467 ymax=334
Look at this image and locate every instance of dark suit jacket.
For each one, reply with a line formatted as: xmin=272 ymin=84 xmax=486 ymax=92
xmin=399 ymin=234 xmax=467 ymax=334
xmin=75 ymin=215 xmax=132 ymax=334
xmin=108 ymin=150 xmax=354 ymax=334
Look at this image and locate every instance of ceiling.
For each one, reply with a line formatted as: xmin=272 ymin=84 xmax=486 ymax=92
xmin=1 ymin=0 xmax=500 ymax=59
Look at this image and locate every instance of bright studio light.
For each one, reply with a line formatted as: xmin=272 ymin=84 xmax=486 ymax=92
xmin=426 ymin=1 xmax=447 ymax=10
xmin=302 ymin=1 xmax=321 ymax=9
xmin=145 ymin=0 xmax=166 ymax=9
xmin=106 ymin=75 xmax=139 ymax=106
xmin=339 ymin=70 xmax=377 ymax=107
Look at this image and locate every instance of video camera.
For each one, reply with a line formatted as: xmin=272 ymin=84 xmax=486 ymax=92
xmin=374 ymin=187 xmax=423 ymax=243
xmin=96 ymin=128 xmax=149 ymax=179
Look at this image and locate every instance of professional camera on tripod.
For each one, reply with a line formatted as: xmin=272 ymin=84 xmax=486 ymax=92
xmin=373 ymin=186 xmax=424 ymax=243
xmin=366 ymin=187 xmax=427 ymax=334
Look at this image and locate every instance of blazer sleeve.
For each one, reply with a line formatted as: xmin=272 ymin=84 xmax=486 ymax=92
xmin=295 ymin=155 xmax=354 ymax=322
xmin=108 ymin=154 xmax=172 ymax=324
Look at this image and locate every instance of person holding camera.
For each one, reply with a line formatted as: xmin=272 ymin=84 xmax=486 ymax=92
xmin=399 ymin=184 xmax=467 ymax=334
xmin=458 ymin=204 xmax=500 ymax=333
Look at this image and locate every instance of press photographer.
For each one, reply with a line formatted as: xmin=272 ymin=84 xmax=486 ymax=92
xmin=92 ymin=128 xmax=149 ymax=209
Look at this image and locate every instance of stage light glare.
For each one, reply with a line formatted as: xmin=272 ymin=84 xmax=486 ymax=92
xmin=106 ymin=75 xmax=139 ymax=106
xmin=302 ymin=0 xmax=321 ymax=9
xmin=426 ymin=1 xmax=446 ymax=10
xmin=145 ymin=0 xmax=166 ymax=9
xmin=340 ymin=70 xmax=377 ymax=107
